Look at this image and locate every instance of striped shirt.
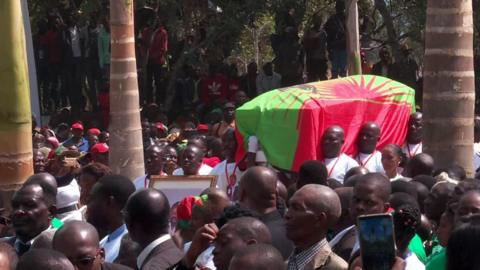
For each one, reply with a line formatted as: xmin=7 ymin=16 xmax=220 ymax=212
xmin=287 ymin=239 xmax=328 ymax=270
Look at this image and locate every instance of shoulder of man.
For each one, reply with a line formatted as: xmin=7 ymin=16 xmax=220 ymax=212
xmin=309 ymin=244 xmax=348 ymax=270
xmin=141 ymin=240 xmax=184 ymax=270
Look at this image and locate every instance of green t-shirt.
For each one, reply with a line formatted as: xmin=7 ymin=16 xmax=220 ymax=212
xmin=408 ymin=234 xmax=427 ymax=264
xmin=426 ymin=249 xmax=446 ymax=270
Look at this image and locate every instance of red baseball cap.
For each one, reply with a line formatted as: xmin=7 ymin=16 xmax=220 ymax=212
xmin=197 ymin=124 xmax=209 ymax=132
xmin=154 ymin=122 xmax=167 ymax=132
xmin=88 ymin=128 xmax=101 ymax=136
xmin=90 ymin=143 xmax=109 ymax=154
xmin=71 ymin=123 xmax=84 ymax=131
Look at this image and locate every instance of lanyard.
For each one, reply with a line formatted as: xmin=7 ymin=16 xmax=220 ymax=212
xmin=357 ymin=151 xmax=376 ymax=167
xmin=407 ymin=143 xmax=421 ymax=158
xmin=326 ymin=156 xmax=341 ymax=178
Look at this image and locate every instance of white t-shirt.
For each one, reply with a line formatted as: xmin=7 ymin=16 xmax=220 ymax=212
xmin=402 ymin=143 xmax=422 ymax=159
xmin=324 ymin=154 xmax=359 ymax=183
xmin=356 ymin=151 xmax=384 ymax=173
xmin=173 ymin=164 xmax=213 ymax=176
xmin=210 ymin=160 xmax=243 ymax=199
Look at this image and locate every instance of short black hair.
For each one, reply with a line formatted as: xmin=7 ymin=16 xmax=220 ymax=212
xmin=20 ymin=183 xmax=56 ymax=206
xmin=17 ymin=249 xmax=73 ymax=270
xmin=126 ymin=189 xmax=170 ymax=234
xmin=81 ymin=163 xmax=112 ymax=181
xmin=94 ymin=175 xmax=135 ymax=208
xmin=298 ymin=160 xmax=328 ymax=188
xmin=389 ymin=192 xmax=419 ymax=210
xmin=412 ymin=175 xmax=436 ymax=190
xmin=391 ymin=180 xmax=418 ymax=200
xmin=355 ymin=173 xmax=391 ymax=201
xmin=447 ymin=218 xmax=480 ymax=270
xmin=215 ymin=204 xmax=256 ymax=228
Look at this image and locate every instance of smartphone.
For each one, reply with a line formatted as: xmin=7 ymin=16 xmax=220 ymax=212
xmin=358 ymin=213 xmax=396 ymax=270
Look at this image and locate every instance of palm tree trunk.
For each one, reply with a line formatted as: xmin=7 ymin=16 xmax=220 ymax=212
xmin=0 ymin=1 xmax=34 ymax=191
xmin=346 ymin=0 xmax=362 ymax=75
xmin=423 ymin=0 xmax=475 ymax=176
xmin=109 ymin=0 xmax=145 ymax=180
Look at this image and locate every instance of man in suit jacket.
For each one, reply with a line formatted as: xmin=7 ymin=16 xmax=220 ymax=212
xmin=124 ymin=189 xmax=183 ymax=270
xmin=286 ymin=185 xmax=348 ymax=270
xmin=52 ymin=220 xmax=132 ymax=270
xmin=3 ymin=179 xmax=57 ymax=256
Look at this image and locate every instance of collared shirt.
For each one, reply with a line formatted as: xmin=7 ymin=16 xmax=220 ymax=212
xmin=100 ymin=224 xmax=128 ymax=263
xmin=137 ymin=234 xmax=171 ymax=269
xmin=287 ymin=238 xmax=328 ymax=270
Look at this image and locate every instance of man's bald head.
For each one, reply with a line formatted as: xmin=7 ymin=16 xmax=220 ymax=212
xmin=201 ymin=188 xmax=233 ymax=220
xmin=322 ymin=126 xmax=345 ymax=159
xmin=53 ymin=220 xmax=100 ymax=249
xmin=229 ymin=244 xmax=285 ymax=270
xmin=25 ymin=173 xmax=58 ymax=199
xmin=53 ymin=221 xmax=103 ymax=270
xmin=358 ymin=122 xmax=381 ymax=154
xmin=125 ymin=189 xmax=170 ymax=239
xmin=225 ymin=217 xmax=272 ymax=244
xmin=356 ymin=173 xmax=391 ymax=201
xmin=17 ymin=249 xmax=74 ymax=270
xmin=406 ymin=153 xmax=435 ymax=177
xmin=239 ymin=167 xmax=278 ymax=213
xmin=296 ymin=184 xmax=342 ymax=226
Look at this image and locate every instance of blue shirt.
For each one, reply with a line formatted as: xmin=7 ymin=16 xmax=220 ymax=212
xmin=100 ymin=224 xmax=128 ymax=263
xmin=62 ymin=137 xmax=89 ymax=153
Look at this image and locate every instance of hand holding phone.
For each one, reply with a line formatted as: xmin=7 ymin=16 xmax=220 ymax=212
xmin=358 ymin=213 xmax=396 ymax=270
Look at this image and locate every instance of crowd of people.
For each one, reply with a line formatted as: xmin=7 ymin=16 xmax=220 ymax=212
xmin=16 ymin=1 xmax=480 ymax=270
xmin=34 ymin=0 xmax=423 ymax=123
xmin=0 ymin=100 xmax=475 ymax=270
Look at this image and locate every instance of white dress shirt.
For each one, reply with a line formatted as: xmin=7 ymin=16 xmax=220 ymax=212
xmin=137 ymin=234 xmax=171 ymax=269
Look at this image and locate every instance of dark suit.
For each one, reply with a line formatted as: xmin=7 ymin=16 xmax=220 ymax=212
xmin=259 ymin=210 xmax=294 ymax=259
xmin=139 ymin=239 xmax=184 ymax=270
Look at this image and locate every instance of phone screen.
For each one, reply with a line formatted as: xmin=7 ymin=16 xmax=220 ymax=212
xmin=358 ymin=214 xmax=396 ymax=270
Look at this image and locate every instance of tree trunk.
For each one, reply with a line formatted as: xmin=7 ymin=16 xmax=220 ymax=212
xmin=374 ymin=0 xmax=400 ymax=58
xmin=109 ymin=0 xmax=145 ymax=180
xmin=346 ymin=0 xmax=362 ymax=75
xmin=0 ymin=1 xmax=34 ymax=192
xmin=423 ymin=0 xmax=475 ymax=176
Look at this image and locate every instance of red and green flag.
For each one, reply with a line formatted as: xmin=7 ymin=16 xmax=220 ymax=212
xmin=235 ymin=75 xmax=416 ymax=172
